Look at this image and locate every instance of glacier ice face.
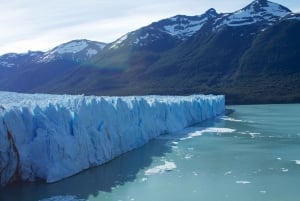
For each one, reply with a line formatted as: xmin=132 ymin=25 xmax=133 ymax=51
xmin=0 ymin=92 xmax=224 ymax=186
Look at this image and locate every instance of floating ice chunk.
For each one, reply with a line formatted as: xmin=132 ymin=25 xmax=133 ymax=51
xmin=224 ymin=171 xmax=232 ymax=175
xmin=236 ymin=181 xmax=251 ymax=184
xmin=220 ymin=116 xmax=254 ymax=123
xmin=220 ymin=117 xmax=243 ymax=122
xmin=281 ymin=168 xmax=289 ymax=172
xmin=204 ymin=127 xmax=236 ymax=133
xmin=184 ymin=154 xmax=193 ymax=159
xmin=238 ymin=131 xmax=260 ymax=138
xmin=248 ymin=132 xmax=261 ymax=138
xmin=292 ymin=160 xmax=300 ymax=165
xmin=180 ymin=127 xmax=235 ymax=140
xmin=260 ymin=190 xmax=267 ymax=194
xmin=145 ymin=161 xmax=176 ymax=175
xmin=141 ymin=177 xmax=148 ymax=182
xmin=276 ymin=157 xmax=282 ymax=160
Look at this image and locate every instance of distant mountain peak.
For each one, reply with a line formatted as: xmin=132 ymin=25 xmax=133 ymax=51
xmin=49 ymin=39 xmax=106 ymax=55
xmin=214 ymin=0 xmax=292 ymax=29
xmin=243 ymin=0 xmax=291 ymax=14
xmin=37 ymin=39 xmax=106 ymax=63
xmin=204 ymin=8 xmax=218 ymax=17
xmin=108 ymin=8 xmax=222 ymax=49
xmin=254 ymin=0 xmax=268 ymax=6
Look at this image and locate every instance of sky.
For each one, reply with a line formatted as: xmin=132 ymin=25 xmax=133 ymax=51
xmin=0 ymin=0 xmax=299 ymax=54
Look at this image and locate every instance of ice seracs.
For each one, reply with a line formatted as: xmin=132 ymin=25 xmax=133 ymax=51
xmin=0 ymin=92 xmax=224 ymax=186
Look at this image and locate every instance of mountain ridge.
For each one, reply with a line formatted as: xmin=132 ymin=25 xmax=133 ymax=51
xmin=1 ymin=0 xmax=300 ymax=104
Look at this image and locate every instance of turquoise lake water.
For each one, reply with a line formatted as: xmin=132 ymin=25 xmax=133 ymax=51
xmin=1 ymin=104 xmax=300 ymax=201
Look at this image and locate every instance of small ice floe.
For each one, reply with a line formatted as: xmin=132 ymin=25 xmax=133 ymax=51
xmin=192 ymin=171 xmax=198 ymax=176
xmin=180 ymin=130 xmax=204 ymax=140
xmin=184 ymin=154 xmax=193 ymax=160
xmin=141 ymin=177 xmax=148 ymax=182
xmin=224 ymin=171 xmax=232 ymax=175
xmin=281 ymin=168 xmax=289 ymax=172
xmin=235 ymin=181 xmax=251 ymax=184
xmin=292 ymin=160 xmax=300 ymax=165
xmin=145 ymin=161 xmax=176 ymax=176
xmin=220 ymin=117 xmax=243 ymax=122
xmin=238 ymin=131 xmax=260 ymax=138
xmin=276 ymin=157 xmax=282 ymax=161
xmin=39 ymin=195 xmax=85 ymax=201
xmin=220 ymin=117 xmax=254 ymax=123
xmin=180 ymin=127 xmax=235 ymax=140
xmin=248 ymin=132 xmax=261 ymax=138
xmin=260 ymin=190 xmax=267 ymax=194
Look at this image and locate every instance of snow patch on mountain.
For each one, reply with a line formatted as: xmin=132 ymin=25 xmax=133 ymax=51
xmin=96 ymin=43 xmax=106 ymax=49
xmin=52 ymin=41 xmax=89 ymax=54
xmin=110 ymin=34 xmax=128 ymax=49
xmin=0 ymin=92 xmax=224 ymax=186
xmin=86 ymin=48 xmax=98 ymax=57
xmin=162 ymin=17 xmax=207 ymax=38
xmin=160 ymin=9 xmax=218 ymax=40
xmin=0 ymin=61 xmax=15 ymax=68
xmin=283 ymin=13 xmax=300 ymax=20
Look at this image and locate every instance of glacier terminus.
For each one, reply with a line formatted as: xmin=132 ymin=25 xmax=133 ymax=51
xmin=0 ymin=92 xmax=224 ymax=187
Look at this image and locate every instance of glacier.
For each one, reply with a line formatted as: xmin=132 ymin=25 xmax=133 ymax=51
xmin=0 ymin=91 xmax=224 ymax=187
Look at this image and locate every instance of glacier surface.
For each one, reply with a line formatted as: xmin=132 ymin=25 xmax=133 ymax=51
xmin=0 ymin=92 xmax=224 ymax=186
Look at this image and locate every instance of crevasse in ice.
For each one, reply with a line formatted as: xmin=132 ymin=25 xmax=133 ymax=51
xmin=0 ymin=92 xmax=224 ymax=186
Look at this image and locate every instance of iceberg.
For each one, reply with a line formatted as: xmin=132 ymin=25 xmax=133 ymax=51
xmin=0 ymin=91 xmax=224 ymax=186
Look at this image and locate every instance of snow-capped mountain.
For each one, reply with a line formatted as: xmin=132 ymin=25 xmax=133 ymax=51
xmin=214 ymin=0 xmax=292 ymax=29
xmin=0 ymin=40 xmax=106 ymax=69
xmin=0 ymin=51 xmax=43 ymax=68
xmin=108 ymin=0 xmax=296 ymax=50
xmin=37 ymin=39 xmax=106 ymax=63
xmin=108 ymin=8 xmax=221 ymax=49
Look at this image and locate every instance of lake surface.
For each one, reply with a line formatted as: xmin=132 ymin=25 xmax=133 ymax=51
xmin=1 ymin=104 xmax=300 ymax=201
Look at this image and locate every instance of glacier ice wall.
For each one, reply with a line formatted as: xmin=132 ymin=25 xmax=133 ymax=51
xmin=0 ymin=92 xmax=224 ymax=186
